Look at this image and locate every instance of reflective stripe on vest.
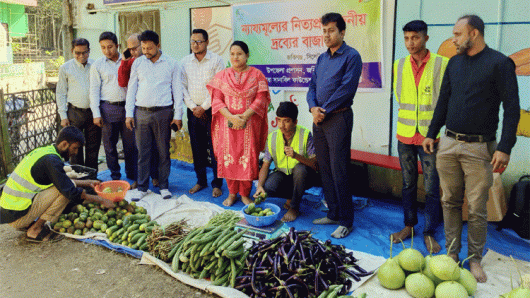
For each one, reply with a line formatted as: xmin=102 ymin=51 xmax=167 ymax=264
xmin=0 ymin=145 xmax=60 ymax=211
xmin=393 ymin=54 xmax=448 ymax=137
xmin=268 ymin=125 xmax=309 ymax=175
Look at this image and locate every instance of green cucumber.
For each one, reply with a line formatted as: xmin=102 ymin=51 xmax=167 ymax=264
xmin=222 ymin=247 xmax=244 ymax=259
xmin=136 ymin=234 xmax=148 ymax=247
xmin=127 ymin=224 xmax=140 ymax=232
xmin=168 ymin=242 xmax=181 ymax=260
xmin=129 ymin=232 xmax=145 ymax=244
xmin=212 ymin=272 xmax=229 ymax=286
xmin=226 ymin=238 xmax=245 ymax=251
xmin=128 ymin=229 xmax=141 ymax=241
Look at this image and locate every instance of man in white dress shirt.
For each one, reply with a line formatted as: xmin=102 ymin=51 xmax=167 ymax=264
xmin=56 ymin=38 xmax=101 ymax=171
xmin=180 ymin=29 xmax=225 ymax=198
xmin=125 ymin=30 xmax=182 ymax=201
xmin=90 ymin=32 xmax=138 ymax=187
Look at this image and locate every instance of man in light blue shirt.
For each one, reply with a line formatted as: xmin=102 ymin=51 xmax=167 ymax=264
xmin=56 ymin=38 xmax=101 ymax=171
xmin=90 ymin=32 xmax=138 ymax=187
xmin=125 ymin=30 xmax=182 ymax=201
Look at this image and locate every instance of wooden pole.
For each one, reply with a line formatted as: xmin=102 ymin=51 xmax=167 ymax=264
xmin=62 ymin=0 xmax=74 ymax=61
xmin=0 ymin=88 xmax=14 ymax=177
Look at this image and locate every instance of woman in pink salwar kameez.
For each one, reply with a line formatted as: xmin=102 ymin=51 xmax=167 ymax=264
xmin=207 ymin=41 xmax=271 ymax=206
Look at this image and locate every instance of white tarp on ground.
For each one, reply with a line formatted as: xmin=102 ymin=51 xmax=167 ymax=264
xmin=60 ymin=194 xmax=387 ymax=297
xmin=139 ymin=247 xmax=386 ymax=298
xmin=124 ymin=192 xmax=226 ymax=228
xmin=351 ymin=249 xmax=530 ymax=297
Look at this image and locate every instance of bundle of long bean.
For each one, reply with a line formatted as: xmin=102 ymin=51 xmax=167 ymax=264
xmin=235 ymin=227 xmax=373 ymax=298
xmin=147 ymin=219 xmax=190 ymax=262
xmin=206 ymin=210 xmax=242 ymax=227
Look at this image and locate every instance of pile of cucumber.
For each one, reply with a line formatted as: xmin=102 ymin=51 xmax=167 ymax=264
xmin=107 ymin=214 xmax=158 ymax=251
xmin=170 ymin=224 xmax=248 ymax=288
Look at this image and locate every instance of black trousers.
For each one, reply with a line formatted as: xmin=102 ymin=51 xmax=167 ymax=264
xmin=135 ymin=107 xmax=172 ymax=191
xmin=313 ymin=108 xmax=354 ymax=227
xmin=187 ymin=108 xmax=222 ymax=189
xmin=263 ymin=163 xmax=319 ymax=210
xmin=67 ymin=105 xmax=101 ymax=171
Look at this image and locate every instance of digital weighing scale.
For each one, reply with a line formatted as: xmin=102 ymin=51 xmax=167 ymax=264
xmin=235 ymin=218 xmax=289 ymax=240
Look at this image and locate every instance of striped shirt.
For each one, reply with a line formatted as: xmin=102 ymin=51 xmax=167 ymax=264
xmin=125 ymin=53 xmax=183 ymax=120
xmin=180 ymin=51 xmax=225 ymax=111
xmin=56 ymin=58 xmax=93 ymax=120
xmin=90 ymin=55 xmax=126 ymax=119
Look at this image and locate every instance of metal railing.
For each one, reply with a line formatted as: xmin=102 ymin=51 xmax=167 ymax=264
xmin=0 ymin=88 xmax=59 ymax=181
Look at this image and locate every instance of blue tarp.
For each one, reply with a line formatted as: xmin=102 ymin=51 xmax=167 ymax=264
xmin=94 ymin=160 xmax=530 ymax=263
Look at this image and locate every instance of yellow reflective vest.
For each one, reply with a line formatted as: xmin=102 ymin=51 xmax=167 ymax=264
xmin=393 ymin=53 xmax=448 ymax=137
xmin=267 ymin=125 xmax=309 ymax=175
xmin=0 ymin=145 xmax=60 ymax=211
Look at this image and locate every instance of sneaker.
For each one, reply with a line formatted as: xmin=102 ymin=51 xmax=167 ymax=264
xmin=331 ymin=225 xmax=353 ymax=239
xmin=160 ymin=189 xmax=172 ymax=200
xmin=131 ymin=189 xmax=148 ymax=202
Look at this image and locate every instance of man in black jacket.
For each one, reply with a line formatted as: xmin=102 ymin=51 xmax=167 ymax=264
xmin=423 ymin=15 xmax=520 ymax=283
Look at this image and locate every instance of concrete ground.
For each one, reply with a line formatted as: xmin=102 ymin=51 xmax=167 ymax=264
xmin=0 ymin=139 xmax=217 ymax=298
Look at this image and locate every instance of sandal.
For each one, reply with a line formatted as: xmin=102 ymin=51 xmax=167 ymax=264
xmin=26 ymin=225 xmax=65 ymax=243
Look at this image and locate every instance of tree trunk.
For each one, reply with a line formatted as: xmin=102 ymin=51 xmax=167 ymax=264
xmin=62 ymin=0 xmax=73 ymax=61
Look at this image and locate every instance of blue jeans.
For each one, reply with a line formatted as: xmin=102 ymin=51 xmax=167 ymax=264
xmin=397 ymin=141 xmax=441 ymax=236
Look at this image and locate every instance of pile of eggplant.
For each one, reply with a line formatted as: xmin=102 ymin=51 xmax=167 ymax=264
xmin=235 ymin=227 xmax=372 ymax=297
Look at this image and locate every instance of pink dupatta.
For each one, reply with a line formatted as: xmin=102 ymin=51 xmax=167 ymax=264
xmin=207 ymin=67 xmax=271 ymax=181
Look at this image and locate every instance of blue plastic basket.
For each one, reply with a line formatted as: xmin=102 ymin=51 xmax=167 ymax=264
xmin=241 ymin=202 xmax=281 ymax=227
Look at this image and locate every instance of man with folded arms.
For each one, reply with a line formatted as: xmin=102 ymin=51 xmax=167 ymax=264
xmin=125 ymin=30 xmax=182 ymax=201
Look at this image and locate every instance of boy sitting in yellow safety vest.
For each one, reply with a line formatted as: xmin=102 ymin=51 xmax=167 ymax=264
xmin=0 ymin=126 xmax=114 ymax=242
xmin=253 ymin=102 xmax=319 ymax=222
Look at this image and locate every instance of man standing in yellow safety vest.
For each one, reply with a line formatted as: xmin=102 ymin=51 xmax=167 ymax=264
xmin=391 ymin=20 xmax=448 ymax=253
xmin=0 ymin=126 xmax=114 ymax=242
xmin=253 ymin=102 xmax=319 ymax=222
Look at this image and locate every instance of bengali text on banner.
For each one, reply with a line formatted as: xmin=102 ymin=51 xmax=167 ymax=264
xmin=232 ymin=0 xmax=383 ymax=91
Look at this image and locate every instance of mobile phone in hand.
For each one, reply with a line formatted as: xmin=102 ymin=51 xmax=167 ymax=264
xmin=171 ymin=123 xmax=179 ymax=132
xmin=124 ymin=49 xmax=132 ymax=59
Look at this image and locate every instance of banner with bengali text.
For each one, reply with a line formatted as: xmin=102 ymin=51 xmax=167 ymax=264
xmin=232 ymin=0 xmax=383 ymax=92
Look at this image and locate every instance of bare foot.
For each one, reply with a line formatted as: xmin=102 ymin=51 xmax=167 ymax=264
xmin=470 ymin=261 xmax=487 ymax=283
xmin=281 ymin=208 xmax=299 ymax=222
xmin=391 ymin=226 xmax=412 ymax=243
xmin=189 ymin=184 xmax=206 ymax=194
xmin=448 ymin=253 xmax=459 ymax=263
xmin=212 ymin=187 xmax=222 ymax=198
xmin=223 ymin=194 xmax=238 ymax=207
xmin=424 ymin=235 xmax=441 ymax=254
xmin=283 ymin=199 xmax=291 ymax=210
xmin=241 ymin=196 xmax=253 ymax=205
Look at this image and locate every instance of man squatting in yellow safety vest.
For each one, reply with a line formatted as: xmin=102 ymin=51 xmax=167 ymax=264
xmin=253 ymin=101 xmax=319 ymax=222
xmin=0 ymin=126 xmax=114 ymax=242
xmin=391 ymin=20 xmax=448 ymax=253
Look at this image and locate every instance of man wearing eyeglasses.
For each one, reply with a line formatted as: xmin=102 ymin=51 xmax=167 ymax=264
xmin=179 ymin=29 xmax=225 ymax=198
xmin=56 ymin=38 xmax=102 ymax=172
xmin=118 ymin=33 xmax=159 ymax=188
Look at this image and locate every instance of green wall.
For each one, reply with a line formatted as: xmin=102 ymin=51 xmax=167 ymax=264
xmin=0 ymin=2 xmax=27 ymax=37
